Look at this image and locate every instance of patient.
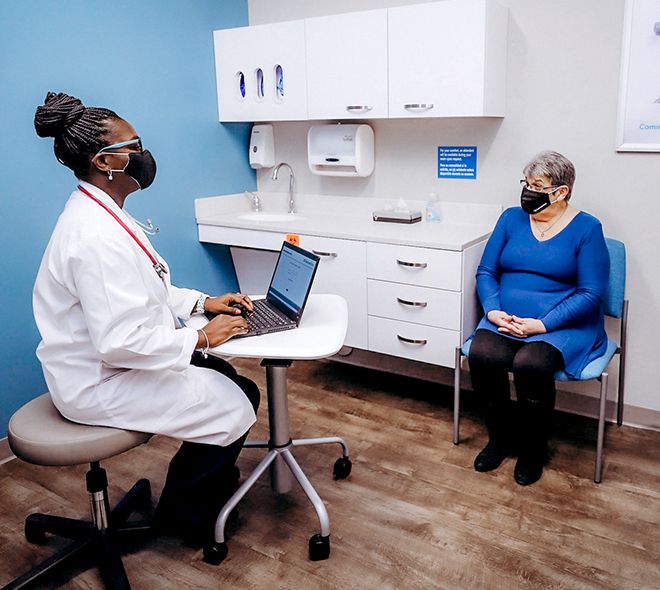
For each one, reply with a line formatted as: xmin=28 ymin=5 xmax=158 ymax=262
xmin=469 ymin=151 xmax=609 ymax=485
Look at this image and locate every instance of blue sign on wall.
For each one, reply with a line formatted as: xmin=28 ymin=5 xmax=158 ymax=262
xmin=438 ymin=146 xmax=477 ymax=179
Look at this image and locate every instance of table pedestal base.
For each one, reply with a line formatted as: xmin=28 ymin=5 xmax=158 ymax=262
xmin=203 ymin=359 xmax=351 ymax=565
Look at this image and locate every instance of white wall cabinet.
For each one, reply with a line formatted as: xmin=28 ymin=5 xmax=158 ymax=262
xmin=213 ymin=0 xmax=507 ymax=122
xmin=213 ymin=20 xmax=308 ymax=122
xmin=305 ymin=9 xmax=389 ymax=120
xmin=388 ymin=0 xmax=508 ymax=118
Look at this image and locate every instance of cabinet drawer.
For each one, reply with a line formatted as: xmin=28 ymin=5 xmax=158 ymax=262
xmin=368 ymin=316 xmax=460 ymax=367
xmin=367 ymin=243 xmax=462 ymax=291
xmin=367 ymin=280 xmax=461 ymax=330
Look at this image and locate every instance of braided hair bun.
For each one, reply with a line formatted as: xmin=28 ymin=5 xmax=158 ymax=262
xmin=34 ymin=92 xmax=85 ymax=138
xmin=34 ymin=91 xmax=120 ymax=178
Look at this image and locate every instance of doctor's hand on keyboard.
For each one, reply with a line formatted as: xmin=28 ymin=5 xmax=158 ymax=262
xmin=197 ymin=313 xmax=249 ymax=347
xmin=205 ymin=292 xmax=254 ymax=316
xmin=228 ymin=302 xmax=250 ymax=318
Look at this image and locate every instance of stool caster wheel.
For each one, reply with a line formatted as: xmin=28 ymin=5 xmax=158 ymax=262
xmin=203 ymin=541 xmax=228 ymax=565
xmin=25 ymin=516 xmax=47 ymax=544
xmin=333 ymin=457 xmax=352 ymax=480
xmin=309 ymin=533 xmax=330 ymax=561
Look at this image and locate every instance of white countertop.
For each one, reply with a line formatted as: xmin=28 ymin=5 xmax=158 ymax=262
xmin=195 ymin=192 xmax=501 ymax=251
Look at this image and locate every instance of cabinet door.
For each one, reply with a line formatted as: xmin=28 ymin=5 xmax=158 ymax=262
xmin=214 ymin=20 xmax=308 ymax=122
xmin=388 ymin=0 xmax=506 ymax=118
xmin=299 ymin=235 xmax=367 ymax=350
xmin=214 ymin=26 xmax=251 ymax=122
xmin=305 ymin=9 xmax=388 ymax=120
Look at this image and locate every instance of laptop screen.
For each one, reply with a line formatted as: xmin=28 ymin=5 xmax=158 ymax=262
xmin=267 ymin=242 xmax=319 ymax=320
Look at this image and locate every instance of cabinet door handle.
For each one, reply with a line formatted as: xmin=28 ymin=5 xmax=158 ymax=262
xmin=312 ymin=250 xmax=338 ymax=258
xmin=397 ymin=334 xmax=428 ymax=345
xmin=396 ymin=297 xmax=428 ymax=308
xmin=346 ymin=105 xmax=373 ymax=112
xmin=396 ymin=259 xmax=428 ymax=269
xmin=404 ymin=103 xmax=434 ymax=111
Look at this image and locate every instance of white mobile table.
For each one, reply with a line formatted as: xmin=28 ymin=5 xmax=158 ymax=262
xmin=190 ymin=294 xmax=351 ymax=564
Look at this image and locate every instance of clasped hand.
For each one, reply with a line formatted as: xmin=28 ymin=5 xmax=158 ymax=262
xmin=198 ymin=292 xmax=254 ymax=348
xmin=487 ymin=310 xmax=546 ymax=338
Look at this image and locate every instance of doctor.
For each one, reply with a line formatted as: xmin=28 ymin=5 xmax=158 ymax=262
xmin=32 ymin=91 xmax=260 ymax=544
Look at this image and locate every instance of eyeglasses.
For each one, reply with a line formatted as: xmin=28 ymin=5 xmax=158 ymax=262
xmin=519 ymin=179 xmax=558 ymax=193
xmin=97 ymin=137 xmax=143 ymax=154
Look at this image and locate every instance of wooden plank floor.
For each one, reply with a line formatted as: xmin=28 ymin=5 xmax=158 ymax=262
xmin=1 ymin=358 xmax=659 ymax=589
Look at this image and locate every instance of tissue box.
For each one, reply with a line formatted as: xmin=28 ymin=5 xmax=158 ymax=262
xmin=372 ymin=209 xmax=422 ymax=224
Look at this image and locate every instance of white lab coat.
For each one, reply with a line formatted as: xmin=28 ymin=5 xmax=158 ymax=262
xmin=32 ymin=181 xmax=255 ymax=445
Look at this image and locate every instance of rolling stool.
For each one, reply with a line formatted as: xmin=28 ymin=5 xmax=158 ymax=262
xmin=3 ymin=393 xmax=153 ymax=590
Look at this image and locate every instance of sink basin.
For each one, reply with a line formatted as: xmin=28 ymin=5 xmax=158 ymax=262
xmin=237 ymin=212 xmax=305 ymax=222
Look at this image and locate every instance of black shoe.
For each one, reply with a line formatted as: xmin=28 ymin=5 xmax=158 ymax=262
xmin=153 ymin=507 xmax=239 ymax=548
xmin=514 ymin=454 xmax=544 ymax=486
xmin=474 ymin=440 xmax=510 ymax=472
xmin=153 ymin=477 xmax=242 ymax=547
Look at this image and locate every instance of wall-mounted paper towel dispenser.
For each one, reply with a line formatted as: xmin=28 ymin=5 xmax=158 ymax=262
xmin=307 ymin=124 xmax=374 ymax=177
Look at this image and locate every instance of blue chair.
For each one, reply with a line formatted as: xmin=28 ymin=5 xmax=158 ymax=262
xmin=452 ymin=238 xmax=628 ymax=483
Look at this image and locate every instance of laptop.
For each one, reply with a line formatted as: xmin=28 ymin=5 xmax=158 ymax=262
xmin=224 ymin=241 xmax=320 ymax=338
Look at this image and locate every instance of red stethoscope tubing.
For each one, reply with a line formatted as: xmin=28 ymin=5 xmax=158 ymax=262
xmin=77 ymin=184 xmax=167 ymax=280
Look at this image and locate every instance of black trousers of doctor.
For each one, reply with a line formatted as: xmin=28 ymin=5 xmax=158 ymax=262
xmin=153 ymin=353 xmax=260 ymax=543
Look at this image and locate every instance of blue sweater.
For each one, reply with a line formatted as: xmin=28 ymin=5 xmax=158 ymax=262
xmin=474 ymin=207 xmax=609 ymax=378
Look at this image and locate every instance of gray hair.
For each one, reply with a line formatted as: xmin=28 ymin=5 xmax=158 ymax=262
xmin=523 ymin=151 xmax=576 ymax=200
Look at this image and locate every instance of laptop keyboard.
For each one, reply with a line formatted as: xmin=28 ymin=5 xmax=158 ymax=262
xmin=247 ymin=299 xmax=290 ymax=331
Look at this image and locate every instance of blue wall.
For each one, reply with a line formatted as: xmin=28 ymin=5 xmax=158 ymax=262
xmin=0 ymin=1 xmax=255 ymax=437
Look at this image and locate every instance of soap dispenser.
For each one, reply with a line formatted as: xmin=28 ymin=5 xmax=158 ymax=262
xmin=249 ymin=124 xmax=275 ymax=169
xmin=425 ymin=192 xmax=441 ymax=222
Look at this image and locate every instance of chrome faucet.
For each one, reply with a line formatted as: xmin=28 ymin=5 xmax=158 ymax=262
xmin=271 ymin=162 xmax=296 ymax=214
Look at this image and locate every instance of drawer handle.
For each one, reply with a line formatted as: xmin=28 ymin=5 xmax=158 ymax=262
xmin=397 ymin=334 xmax=428 ymax=345
xmin=397 ymin=297 xmax=428 ymax=308
xmin=404 ymin=103 xmax=434 ymax=111
xmin=346 ymin=105 xmax=373 ymax=112
xmin=396 ymin=259 xmax=428 ymax=269
xmin=312 ymin=250 xmax=338 ymax=258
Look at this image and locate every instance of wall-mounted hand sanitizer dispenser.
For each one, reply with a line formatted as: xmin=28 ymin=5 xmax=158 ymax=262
xmin=249 ymin=124 xmax=275 ymax=169
xmin=307 ymin=124 xmax=374 ymax=177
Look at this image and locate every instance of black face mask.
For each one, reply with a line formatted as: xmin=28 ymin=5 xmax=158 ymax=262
xmin=122 ymin=150 xmax=157 ymax=190
xmin=520 ymin=186 xmax=558 ymax=214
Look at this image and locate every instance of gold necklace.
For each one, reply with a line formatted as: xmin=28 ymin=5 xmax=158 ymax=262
xmin=533 ymin=206 xmax=568 ymax=238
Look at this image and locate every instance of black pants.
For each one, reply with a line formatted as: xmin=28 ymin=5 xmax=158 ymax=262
xmin=468 ymin=329 xmax=564 ymax=452
xmin=154 ymin=353 xmax=260 ymax=538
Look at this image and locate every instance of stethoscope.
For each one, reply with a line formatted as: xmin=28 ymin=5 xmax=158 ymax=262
xmin=129 ymin=215 xmax=160 ymax=235
xmin=78 ymin=185 xmax=168 ymax=281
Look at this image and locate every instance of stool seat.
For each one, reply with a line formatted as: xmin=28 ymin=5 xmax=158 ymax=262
xmin=8 ymin=393 xmax=152 ymax=467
